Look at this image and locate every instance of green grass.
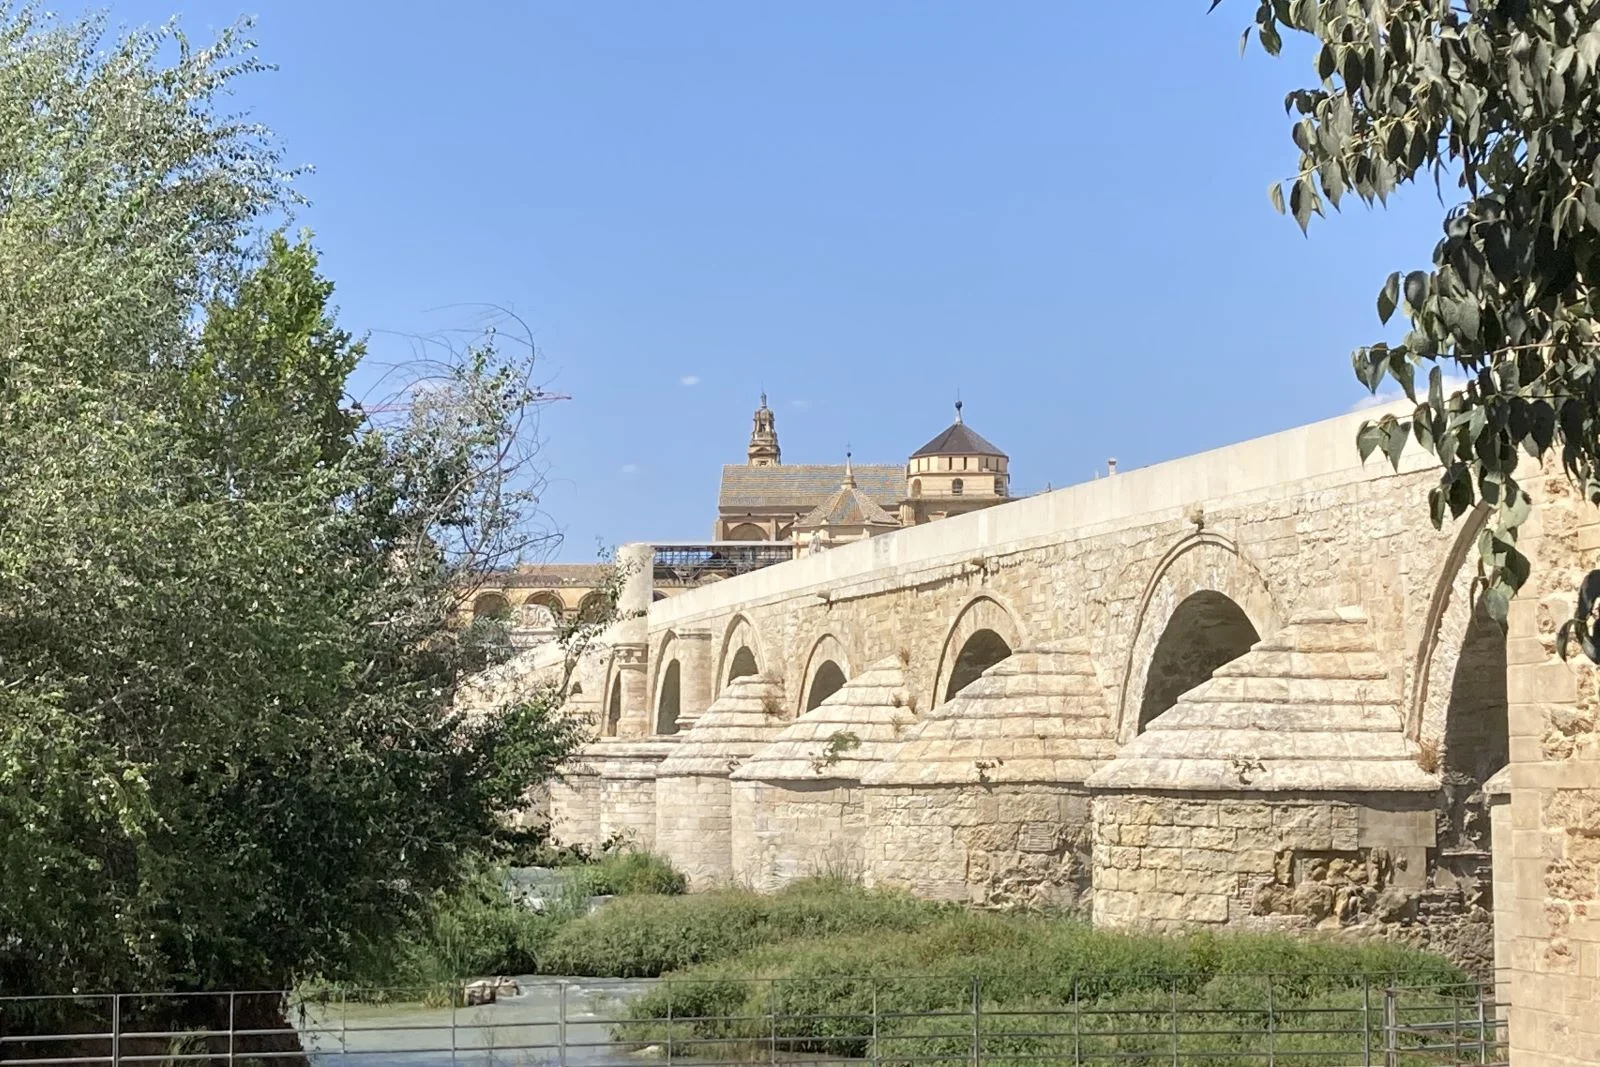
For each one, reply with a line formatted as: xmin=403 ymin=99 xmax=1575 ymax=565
xmin=535 ymin=876 xmax=959 ymax=978
xmin=596 ymin=894 xmax=1466 ymax=1065
xmin=302 ymin=864 xmax=1468 ymax=1066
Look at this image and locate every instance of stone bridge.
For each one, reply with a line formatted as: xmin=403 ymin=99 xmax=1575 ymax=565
xmin=474 ymin=406 xmax=1600 ymax=1066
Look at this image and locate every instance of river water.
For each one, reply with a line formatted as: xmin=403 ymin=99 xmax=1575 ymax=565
xmin=299 ymin=976 xmax=691 ymax=1066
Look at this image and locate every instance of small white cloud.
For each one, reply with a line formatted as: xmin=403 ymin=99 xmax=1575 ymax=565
xmin=680 ymin=375 xmax=700 ymax=387
xmin=620 ymin=463 xmax=639 ymax=475
xmin=791 ymin=399 xmax=810 ymax=410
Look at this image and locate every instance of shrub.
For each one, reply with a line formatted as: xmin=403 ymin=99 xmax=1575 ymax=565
xmin=615 ymin=905 xmax=1464 ymax=1061
xmin=567 ymin=850 xmax=687 ymax=898
xmin=537 ymin=878 xmax=955 ymax=978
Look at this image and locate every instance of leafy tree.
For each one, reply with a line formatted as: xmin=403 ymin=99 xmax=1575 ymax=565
xmin=0 ymin=5 xmax=592 ymax=1010
xmin=1224 ymin=0 xmax=1600 ymax=653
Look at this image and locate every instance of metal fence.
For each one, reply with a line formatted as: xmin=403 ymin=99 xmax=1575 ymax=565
xmin=0 ymin=975 xmax=1508 ymax=1067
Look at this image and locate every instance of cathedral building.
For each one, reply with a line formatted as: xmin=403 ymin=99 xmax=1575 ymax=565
xmin=469 ymin=394 xmax=1013 ymax=629
xmin=716 ymin=394 xmax=1010 ymax=550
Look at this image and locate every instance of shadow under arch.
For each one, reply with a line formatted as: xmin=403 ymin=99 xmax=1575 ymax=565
xmin=656 ymin=660 xmax=682 ymax=735
xmin=931 ymin=593 xmax=1025 ymax=708
xmin=1136 ymin=590 xmax=1260 ymax=731
xmin=1115 ymin=531 xmax=1280 ymax=743
xmin=715 ymin=614 xmax=766 ymax=697
xmin=603 ymin=674 xmax=622 ymax=737
xmin=798 ymin=633 xmax=852 ymax=715
xmin=727 ymin=647 xmax=759 ymax=682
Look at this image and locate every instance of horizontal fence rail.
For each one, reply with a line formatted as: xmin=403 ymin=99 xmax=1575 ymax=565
xmin=0 ymin=974 xmax=1508 ymax=1067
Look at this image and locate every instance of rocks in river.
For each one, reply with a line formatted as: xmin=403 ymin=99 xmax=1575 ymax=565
xmin=461 ymin=976 xmax=522 ymax=1006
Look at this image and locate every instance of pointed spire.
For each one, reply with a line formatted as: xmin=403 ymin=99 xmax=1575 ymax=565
xmin=842 ymin=447 xmax=855 ymax=488
xmin=954 ymin=396 xmax=964 ymax=424
xmin=747 ymin=390 xmax=780 ymax=466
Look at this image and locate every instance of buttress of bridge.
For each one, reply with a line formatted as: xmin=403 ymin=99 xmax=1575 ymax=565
xmin=862 ymin=641 xmax=1116 ymax=788
xmin=1086 ymin=607 xmax=1438 ymax=794
xmin=657 ymin=675 xmax=789 ymax=779
xmin=730 ymin=657 xmax=912 ymax=783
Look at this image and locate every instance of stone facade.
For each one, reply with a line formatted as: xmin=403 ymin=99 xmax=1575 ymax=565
xmin=730 ymin=658 xmax=912 ymax=889
xmin=862 ymin=642 xmax=1115 ymax=906
xmin=478 ymin=405 xmax=1600 ymax=1064
xmin=655 ymin=674 xmax=790 ymax=887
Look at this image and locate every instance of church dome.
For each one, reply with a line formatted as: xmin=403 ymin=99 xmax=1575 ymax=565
xmin=910 ymin=400 xmax=1006 ymax=459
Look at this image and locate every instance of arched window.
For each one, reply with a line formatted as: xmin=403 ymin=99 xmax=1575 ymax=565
xmin=911 ymin=479 xmax=922 ymax=498
xmin=472 ymin=592 xmax=510 ymax=620
xmin=726 ymin=522 xmax=767 ymax=542
xmin=993 ymin=476 xmax=1005 ymax=496
xmin=577 ymin=592 xmax=610 ymax=624
xmin=951 ymin=478 xmax=964 ymax=496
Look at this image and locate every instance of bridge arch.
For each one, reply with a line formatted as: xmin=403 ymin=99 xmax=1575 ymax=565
xmin=1410 ymin=505 xmax=1508 ymax=857
xmin=472 ymin=591 xmax=510 ymax=620
xmin=519 ymin=591 xmax=564 ymax=628
xmin=715 ymin=614 xmax=767 ymax=696
xmin=931 ymin=593 xmax=1025 ymax=706
xmin=1116 ymin=532 xmax=1280 ymax=742
xmin=651 ymin=631 xmax=686 ymax=736
xmin=576 ymin=591 xmax=610 ymax=624
xmin=603 ymin=672 xmax=623 ymax=737
xmin=799 ymin=633 xmax=852 ymax=714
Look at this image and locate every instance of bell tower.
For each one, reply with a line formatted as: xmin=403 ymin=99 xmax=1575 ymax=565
xmin=747 ymin=392 xmax=781 ymax=467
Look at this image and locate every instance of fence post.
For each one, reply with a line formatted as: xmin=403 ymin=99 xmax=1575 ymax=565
xmin=1453 ymin=988 xmax=1462 ymax=1065
xmin=227 ymin=991 xmax=236 ymax=1066
xmin=450 ymin=982 xmax=458 ymax=1066
xmin=769 ymin=978 xmax=777 ymax=1066
xmin=1476 ymin=983 xmax=1488 ymax=1065
xmin=970 ymin=975 xmax=981 ymax=1067
xmin=871 ymin=986 xmax=879 ymax=1067
xmin=1171 ymin=977 xmax=1180 ymax=1067
xmin=666 ymin=980 xmax=674 ymax=1067
xmin=1383 ymin=987 xmax=1397 ymax=1067
xmin=558 ymin=981 xmax=568 ymax=1067
xmin=108 ymin=993 xmax=121 ymax=1067
xmin=1266 ymin=977 xmax=1275 ymax=1067
xmin=1072 ymin=977 xmax=1081 ymax=1067
xmin=1362 ymin=977 xmax=1371 ymax=1067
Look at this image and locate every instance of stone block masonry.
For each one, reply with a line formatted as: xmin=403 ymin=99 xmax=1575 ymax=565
xmin=732 ymin=779 xmax=868 ymax=889
xmin=865 ymin=785 xmax=1092 ymax=907
xmin=500 ymin=406 xmax=1599 ymax=1066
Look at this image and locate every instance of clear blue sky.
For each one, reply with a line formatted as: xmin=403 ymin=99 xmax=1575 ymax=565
xmin=101 ymin=2 xmax=1443 ymax=560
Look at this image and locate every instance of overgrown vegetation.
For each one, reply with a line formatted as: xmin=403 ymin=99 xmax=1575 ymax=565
xmin=608 ymin=898 xmax=1463 ymax=1063
xmin=0 ymin=7 xmax=593 ymax=1002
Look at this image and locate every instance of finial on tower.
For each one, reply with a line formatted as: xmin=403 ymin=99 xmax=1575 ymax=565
xmin=954 ymin=395 xmax=964 ymax=424
xmin=842 ymin=446 xmax=855 ymax=487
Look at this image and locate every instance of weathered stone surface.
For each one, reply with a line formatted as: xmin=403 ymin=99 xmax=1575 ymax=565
xmin=655 ymin=674 xmax=789 ymax=887
xmin=1086 ymin=607 xmax=1437 ymax=794
xmin=477 ymin=407 xmax=1599 ymax=1066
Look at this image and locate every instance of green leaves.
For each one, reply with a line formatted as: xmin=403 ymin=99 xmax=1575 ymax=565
xmin=1378 ymin=271 xmax=1400 ymax=324
xmin=1232 ymin=0 xmax=1600 ymax=657
xmin=0 ymin=9 xmax=579 ymax=996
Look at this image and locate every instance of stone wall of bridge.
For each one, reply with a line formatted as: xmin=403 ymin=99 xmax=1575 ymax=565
xmin=471 ymin=405 xmax=1598 ymax=1065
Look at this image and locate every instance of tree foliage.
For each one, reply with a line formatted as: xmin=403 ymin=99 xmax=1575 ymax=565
xmin=1226 ymin=0 xmax=1600 ymax=653
xmin=0 ymin=8 xmax=592 ymax=995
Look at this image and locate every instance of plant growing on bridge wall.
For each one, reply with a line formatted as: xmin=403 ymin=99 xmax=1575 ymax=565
xmin=1221 ymin=0 xmax=1600 ymax=657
